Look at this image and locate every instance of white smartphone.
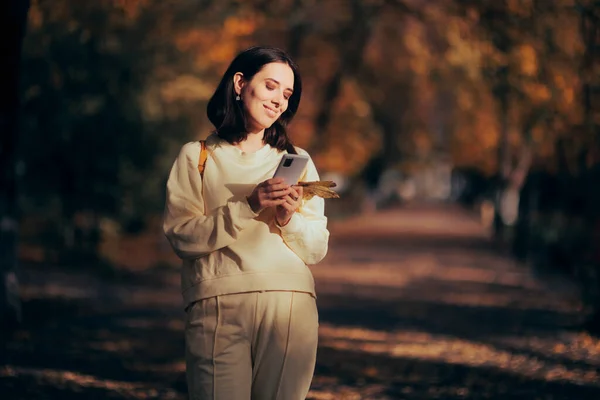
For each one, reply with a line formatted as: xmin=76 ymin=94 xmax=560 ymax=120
xmin=273 ymin=154 xmax=309 ymax=185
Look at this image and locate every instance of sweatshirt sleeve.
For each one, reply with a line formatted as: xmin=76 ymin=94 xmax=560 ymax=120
xmin=276 ymin=151 xmax=330 ymax=265
xmin=163 ymin=142 xmax=259 ymax=260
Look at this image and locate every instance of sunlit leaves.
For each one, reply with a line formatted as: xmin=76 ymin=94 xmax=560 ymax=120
xmin=444 ymin=17 xmax=483 ymax=80
xmin=19 ymin=0 xmax=599 ymax=225
xmin=512 ymin=44 xmax=538 ymax=77
xmin=521 ymin=82 xmax=551 ymax=105
xmin=442 ymin=0 xmax=592 ymax=175
xmin=312 ymin=79 xmax=381 ymax=175
xmin=160 ymin=75 xmax=214 ymax=102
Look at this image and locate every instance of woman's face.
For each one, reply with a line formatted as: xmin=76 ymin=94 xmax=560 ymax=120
xmin=234 ymin=62 xmax=295 ymax=134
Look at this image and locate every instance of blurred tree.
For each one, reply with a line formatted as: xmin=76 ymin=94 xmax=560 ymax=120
xmin=0 ymin=0 xmax=30 ymax=331
xmin=286 ymin=0 xmax=426 ymax=178
xmin=19 ymin=0 xmax=196 ymax=262
xmin=14 ymin=0 xmax=599 ymax=273
xmin=446 ymin=1 xmax=586 ymax=237
xmin=576 ymin=0 xmax=600 ymax=332
xmin=579 ymin=0 xmax=599 ymax=151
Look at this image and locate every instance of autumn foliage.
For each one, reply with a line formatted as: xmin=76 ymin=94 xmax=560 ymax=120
xmin=16 ymin=0 xmax=599 ymax=264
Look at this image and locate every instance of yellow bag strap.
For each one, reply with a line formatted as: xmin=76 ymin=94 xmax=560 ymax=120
xmin=198 ymin=140 xmax=208 ymax=177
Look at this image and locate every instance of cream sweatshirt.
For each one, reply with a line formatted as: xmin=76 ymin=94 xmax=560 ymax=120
xmin=163 ymin=133 xmax=329 ymax=307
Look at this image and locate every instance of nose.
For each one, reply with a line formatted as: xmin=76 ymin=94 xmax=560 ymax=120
xmin=272 ymin=90 xmax=285 ymax=108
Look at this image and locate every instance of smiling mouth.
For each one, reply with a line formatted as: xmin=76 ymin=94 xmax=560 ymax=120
xmin=264 ymin=105 xmax=278 ymax=117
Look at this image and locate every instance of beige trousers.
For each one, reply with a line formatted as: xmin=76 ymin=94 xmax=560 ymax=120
xmin=185 ymin=291 xmax=319 ymax=400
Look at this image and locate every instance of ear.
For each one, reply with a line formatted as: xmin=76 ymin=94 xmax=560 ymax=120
xmin=233 ymin=72 xmax=245 ymax=96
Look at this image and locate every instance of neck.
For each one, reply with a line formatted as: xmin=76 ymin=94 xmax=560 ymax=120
xmin=235 ymin=129 xmax=266 ymax=153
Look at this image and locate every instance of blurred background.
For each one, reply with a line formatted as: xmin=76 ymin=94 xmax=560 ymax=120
xmin=2 ymin=0 xmax=600 ymax=398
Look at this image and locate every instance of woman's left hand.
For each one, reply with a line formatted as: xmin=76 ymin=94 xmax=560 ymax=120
xmin=275 ymin=186 xmax=303 ymax=227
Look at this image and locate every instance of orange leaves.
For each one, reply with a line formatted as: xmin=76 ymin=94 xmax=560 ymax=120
xmin=403 ymin=19 xmax=432 ymax=76
xmin=552 ymin=71 xmax=578 ymax=114
xmin=24 ymin=0 xmax=595 ymax=181
xmin=174 ymin=28 xmax=239 ymax=68
xmin=512 ymin=44 xmax=538 ymax=76
xmin=444 ymin=18 xmax=483 ymax=80
xmin=160 ymin=75 xmax=214 ymax=103
xmin=174 ymin=11 xmax=264 ymax=70
xmin=207 ymin=44 xmax=241 ymax=65
xmin=311 ymin=79 xmax=381 ymax=175
xmin=554 ymin=23 xmax=585 ymax=57
xmin=223 ymin=14 xmax=261 ymax=36
xmin=550 ymin=71 xmax=580 ymax=111
xmin=522 ymin=82 xmax=551 ymax=104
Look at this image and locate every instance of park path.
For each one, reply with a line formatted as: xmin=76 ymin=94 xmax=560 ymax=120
xmin=2 ymin=204 xmax=600 ymax=399
xmin=308 ymin=204 xmax=600 ymax=399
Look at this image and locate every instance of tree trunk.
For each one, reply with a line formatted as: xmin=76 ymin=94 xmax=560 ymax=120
xmin=579 ymin=0 xmax=600 ymax=334
xmin=493 ymin=79 xmax=511 ymax=240
xmin=286 ymin=0 xmax=308 ymax=59
xmin=0 ymin=0 xmax=30 ymax=332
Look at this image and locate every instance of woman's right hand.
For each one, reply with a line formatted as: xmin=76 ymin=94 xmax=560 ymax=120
xmin=247 ymin=178 xmax=292 ymax=213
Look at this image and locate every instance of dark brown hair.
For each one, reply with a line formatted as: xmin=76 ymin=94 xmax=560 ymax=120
xmin=206 ymin=46 xmax=302 ymax=154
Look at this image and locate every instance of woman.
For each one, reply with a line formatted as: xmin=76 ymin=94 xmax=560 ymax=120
xmin=163 ymin=46 xmax=329 ymax=400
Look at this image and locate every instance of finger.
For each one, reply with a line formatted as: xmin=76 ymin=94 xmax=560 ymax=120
xmin=268 ymin=198 xmax=288 ymax=207
xmin=280 ymin=194 xmax=298 ymax=209
xmin=266 ymin=183 xmax=291 ymax=192
xmin=285 ymin=187 xmax=297 ymax=201
xmin=262 ymin=188 xmax=284 ymax=199
xmin=265 ymin=178 xmax=285 ymax=186
xmin=289 ymin=186 xmax=301 ymax=199
xmin=268 ymin=188 xmax=292 ymax=199
xmin=294 ymin=187 xmax=303 ymax=203
xmin=280 ymin=201 xmax=295 ymax=212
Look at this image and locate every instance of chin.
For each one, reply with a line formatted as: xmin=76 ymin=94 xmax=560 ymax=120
xmin=248 ymin=113 xmax=278 ymax=131
xmin=259 ymin=119 xmax=277 ymax=129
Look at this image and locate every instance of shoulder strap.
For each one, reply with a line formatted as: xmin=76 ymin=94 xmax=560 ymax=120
xmin=198 ymin=140 xmax=208 ymax=177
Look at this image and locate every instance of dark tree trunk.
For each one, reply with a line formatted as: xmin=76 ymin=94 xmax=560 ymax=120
xmin=579 ymin=0 xmax=600 ymax=334
xmin=492 ymin=65 xmax=511 ymax=240
xmin=286 ymin=0 xmax=308 ymax=59
xmin=0 ymin=0 xmax=30 ymax=333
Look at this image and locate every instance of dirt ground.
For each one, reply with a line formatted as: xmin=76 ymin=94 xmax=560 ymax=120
xmin=2 ymin=204 xmax=600 ymax=399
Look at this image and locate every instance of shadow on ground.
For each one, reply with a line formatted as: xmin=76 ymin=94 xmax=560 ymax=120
xmin=1 ymin=295 xmax=187 ymax=399
xmin=314 ymin=346 xmax=600 ymax=400
xmin=2 ymin=206 xmax=599 ymax=399
xmin=1 ymin=282 xmax=598 ymax=399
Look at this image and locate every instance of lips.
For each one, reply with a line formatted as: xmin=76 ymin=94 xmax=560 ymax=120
xmin=263 ymin=105 xmax=278 ymax=118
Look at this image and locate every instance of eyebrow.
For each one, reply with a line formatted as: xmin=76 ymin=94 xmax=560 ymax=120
xmin=266 ymin=78 xmax=293 ymax=93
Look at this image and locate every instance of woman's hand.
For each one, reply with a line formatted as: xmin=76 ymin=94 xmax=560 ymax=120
xmin=276 ymin=186 xmax=303 ymax=227
xmin=247 ymin=178 xmax=293 ymax=213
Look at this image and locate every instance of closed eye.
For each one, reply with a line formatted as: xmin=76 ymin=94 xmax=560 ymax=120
xmin=266 ymin=84 xmax=290 ymax=101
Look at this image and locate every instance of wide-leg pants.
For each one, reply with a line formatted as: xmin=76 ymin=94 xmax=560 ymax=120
xmin=185 ymin=291 xmax=319 ymax=400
